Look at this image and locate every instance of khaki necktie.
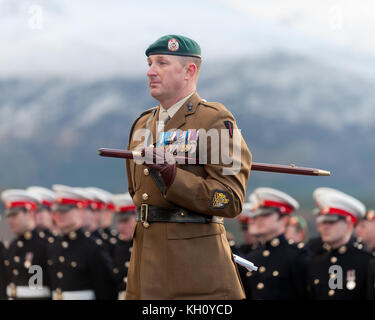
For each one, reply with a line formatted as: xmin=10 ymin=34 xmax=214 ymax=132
xmin=157 ymin=109 xmax=170 ymax=136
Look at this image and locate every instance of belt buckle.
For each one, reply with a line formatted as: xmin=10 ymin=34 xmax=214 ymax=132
xmin=140 ymin=204 xmax=150 ymax=228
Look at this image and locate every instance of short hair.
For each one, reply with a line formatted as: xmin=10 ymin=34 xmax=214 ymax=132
xmin=178 ymin=56 xmax=202 ymax=80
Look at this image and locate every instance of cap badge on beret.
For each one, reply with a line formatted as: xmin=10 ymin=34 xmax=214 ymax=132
xmin=168 ymin=38 xmax=179 ymax=52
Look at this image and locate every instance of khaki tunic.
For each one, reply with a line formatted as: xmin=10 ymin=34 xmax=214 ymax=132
xmin=125 ymin=92 xmax=252 ymax=299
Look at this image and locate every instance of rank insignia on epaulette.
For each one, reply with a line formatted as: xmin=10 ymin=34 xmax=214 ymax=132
xmin=224 ymin=121 xmax=234 ymax=138
xmin=211 ymin=190 xmax=230 ymax=209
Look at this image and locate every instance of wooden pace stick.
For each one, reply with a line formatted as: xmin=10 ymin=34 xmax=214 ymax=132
xmin=98 ymin=148 xmax=330 ymax=176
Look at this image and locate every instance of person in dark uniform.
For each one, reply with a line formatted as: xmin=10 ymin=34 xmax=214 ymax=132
xmin=27 ymin=186 xmax=60 ymax=241
xmin=0 ymin=241 xmax=7 ymax=300
xmin=110 ymin=193 xmax=136 ymax=299
xmin=85 ymin=187 xmax=119 ymax=256
xmin=356 ymin=209 xmax=375 ymax=255
xmin=48 ymin=185 xmax=117 ymax=300
xmin=1 ymin=189 xmax=51 ymax=300
xmin=241 ymin=187 xmax=310 ymax=300
xmin=237 ymin=202 xmax=258 ymax=256
xmin=307 ymin=187 xmax=375 ymax=300
xmin=285 ymin=214 xmax=308 ymax=244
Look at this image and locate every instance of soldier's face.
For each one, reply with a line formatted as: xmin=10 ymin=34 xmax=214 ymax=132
xmin=35 ymin=209 xmax=53 ymax=230
xmin=117 ymin=215 xmax=136 ymax=240
xmin=7 ymin=210 xmax=32 ymax=235
xmin=355 ymin=220 xmax=375 ymax=246
xmin=56 ymin=209 xmax=82 ymax=233
xmin=319 ymin=220 xmax=351 ymax=244
xmin=285 ymin=225 xmax=305 ymax=243
xmin=252 ymin=212 xmax=287 ymax=237
xmin=147 ymin=55 xmax=187 ymax=102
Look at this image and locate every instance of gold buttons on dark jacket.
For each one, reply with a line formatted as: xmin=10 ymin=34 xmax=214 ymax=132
xmin=331 ymin=256 xmax=338 ymax=264
xmin=262 ymin=250 xmax=270 ymax=257
xmin=271 ymin=238 xmax=280 ymax=247
xmin=142 ymin=193 xmax=149 ymax=201
xmin=258 ymin=266 xmax=266 ymax=273
xmin=257 ymin=282 xmax=264 ymax=290
xmin=144 ymin=168 xmax=150 ymax=176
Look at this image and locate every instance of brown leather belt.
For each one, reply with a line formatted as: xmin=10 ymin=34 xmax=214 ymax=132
xmin=136 ymin=204 xmax=224 ymax=228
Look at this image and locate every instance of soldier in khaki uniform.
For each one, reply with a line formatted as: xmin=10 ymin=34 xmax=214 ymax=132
xmin=125 ymin=35 xmax=252 ymax=299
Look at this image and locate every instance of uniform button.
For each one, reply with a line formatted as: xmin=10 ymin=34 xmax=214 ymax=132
xmin=48 ymin=260 xmax=53 ymax=266
xmin=338 ymin=246 xmax=347 ymax=254
xmin=113 ymin=268 xmax=119 ymax=274
xmin=328 ymin=289 xmax=335 ymax=296
xmin=256 ymin=282 xmax=264 ymax=290
xmin=59 ymin=256 xmax=65 ymax=263
xmin=69 ymin=231 xmax=77 ymax=240
xmin=96 ymin=239 xmax=103 ymax=246
xmin=330 ymin=256 xmax=338 ymax=264
xmin=17 ymin=241 xmax=23 ymax=248
xmin=12 ymin=269 xmax=19 ymax=276
xmin=262 ymin=250 xmax=270 ymax=257
xmin=62 ymin=241 xmax=69 ymax=248
xmin=84 ymin=231 xmax=91 ymax=238
xmin=259 ymin=266 xmax=266 ymax=273
xmin=4 ymin=260 xmax=10 ymax=267
xmin=357 ymin=243 xmax=363 ymax=250
xmin=24 ymin=231 xmax=32 ymax=240
xmin=48 ymin=237 xmax=55 ymax=244
xmin=144 ymin=168 xmax=150 ymax=176
xmin=142 ymin=193 xmax=149 ymax=201
xmin=314 ymin=279 xmax=320 ymax=285
xmin=271 ymin=238 xmax=280 ymax=247
xmin=123 ymin=277 xmax=128 ymax=283
xmin=101 ymin=233 xmax=108 ymax=240
xmin=110 ymin=237 xmax=117 ymax=244
xmin=272 ymin=270 xmax=279 ymax=277
xmin=246 ymin=271 xmax=252 ymax=277
xmin=71 ymin=261 xmax=77 ymax=268
xmin=288 ymin=239 xmax=295 ymax=245
xmin=297 ymin=242 xmax=305 ymax=249
xmin=129 ymin=247 xmax=133 ymax=253
xmin=14 ymin=256 xmax=20 ymax=263
xmin=57 ymin=272 xmax=63 ymax=279
xmin=125 ymin=261 xmax=130 ymax=268
xmin=39 ymin=231 xmax=45 ymax=239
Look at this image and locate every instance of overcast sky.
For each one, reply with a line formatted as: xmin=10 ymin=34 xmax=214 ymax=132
xmin=1 ymin=0 xmax=374 ymax=78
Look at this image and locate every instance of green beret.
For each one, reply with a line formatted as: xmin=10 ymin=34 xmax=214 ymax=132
xmin=145 ymin=35 xmax=201 ymax=59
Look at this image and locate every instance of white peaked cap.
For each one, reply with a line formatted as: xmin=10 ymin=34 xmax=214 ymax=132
xmin=85 ymin=187 xmax=113 ymax=203
xmin=26 ymin=186 xmax=56 ymax=204
xmin=1 ymin=189 xmax=40 ymax=203
xmin=111 ymin=193 xmax=134 ymax=207
xmin=52 ymin=184 xmax=89 ymax=201
xmin=313 ymin=187 xmax=365 ymax=223
xmin=252 ymin=187 xmax=299 ymax=211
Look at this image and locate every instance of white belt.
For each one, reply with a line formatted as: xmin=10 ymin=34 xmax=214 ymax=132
xmin=52 ymin=289 xmax=95 ymax=300
xmin=118 ymin=291 xmax=126 ymax=300
xmin=7 ymin=285 xmax=51 ymax=299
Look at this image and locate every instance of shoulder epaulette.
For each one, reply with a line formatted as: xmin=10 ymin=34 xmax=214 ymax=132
xmin=198 ymin=100 xmax=221 ymax=111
